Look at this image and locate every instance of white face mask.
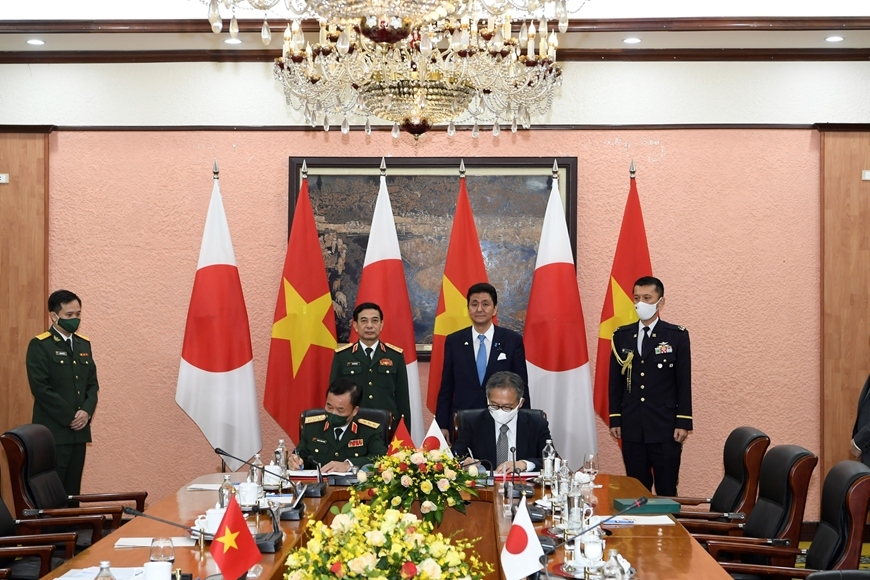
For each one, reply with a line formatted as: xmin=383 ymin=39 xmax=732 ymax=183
xmin=634 ymin=298 xmax=661 ymax=321
xmin=489 ymin=402 xmax=521 ymax=425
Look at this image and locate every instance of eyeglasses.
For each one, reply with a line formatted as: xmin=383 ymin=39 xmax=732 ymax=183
xmin=487 ymin=403 xmax=519 ymax=412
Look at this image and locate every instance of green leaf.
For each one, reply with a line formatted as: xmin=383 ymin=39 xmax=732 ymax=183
xmin=329 ymin=505 xmax=339 ymax=515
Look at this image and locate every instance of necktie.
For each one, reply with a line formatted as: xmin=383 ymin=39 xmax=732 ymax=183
xmin=365 ymin=347 xmax=373 ymax=360
xmin=496 ymin=423 xmax=510 ymax=466
xmin=67 ymin=338 xmax=74 ymax=354
xmin=641 ymin=326 xmax=650 ymax=358
xmin=334 ymin=427 xmax=343 ymax=441
xmin=476 ymin=335 xmax=487 ymax=385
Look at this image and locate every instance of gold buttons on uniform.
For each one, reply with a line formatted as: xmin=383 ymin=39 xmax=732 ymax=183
xmin=335 ymin=452 xmax=339 ymax=457
xmin=641 ymin=397 xmax=645 ymax=402
xmin=640 ymin=372 xmax=644 ymax=377
xmin=368 ymin=382 xmax=373 ymax=386
xmin=73 ymin=361 xmax=77 ymax=365
xmin=368 ymin=395 xmax=373 ymax=399
xmin=640 ymin=386 xmax=645 ymax=390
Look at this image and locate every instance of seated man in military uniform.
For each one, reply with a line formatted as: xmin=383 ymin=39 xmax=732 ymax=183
xmin=289 ymin=377 xmax=387 ymax=473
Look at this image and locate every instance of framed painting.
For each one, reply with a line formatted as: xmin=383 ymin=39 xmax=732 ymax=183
xmin=288 ymin=157 xmax=578 ymax=358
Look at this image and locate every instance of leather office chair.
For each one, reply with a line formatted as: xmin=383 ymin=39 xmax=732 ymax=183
xmin=708 ymin=460 xmax=870 ymax=579
xmin=452 ymin=408 xmax=548 ymax=444
xmin=0 ymin=424 xmax=146 ymax=548
xmin=298 ymin=408 xmax=393 ymax=447
xmin=806 ymin=573 xmax=870 ymax=580
xmin=673 ymin=426 xmax=770 ymax=521
xmin=685 ymin=444 xmax=817 ymax=568
xmin=0 ymin=489 xmax=103 ymax=580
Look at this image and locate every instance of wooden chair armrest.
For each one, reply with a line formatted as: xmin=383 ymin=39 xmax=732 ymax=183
xmin=706 ymin=540 xmax=800 ymax=561
xmin=0 ymin=567 xmax=10 ymax=579
xmin=17 ymin=514 xmax=105 ymax=544
xmin=28 ymin=505 xmax=122 ymax=528
xmin=719 ymin=562 xmax=816 ymax=578
xmin=70 ymin=491 xmax=148 ymax=511
xmin=0 ymin=545 xmax=53 ymax=577
xmin=681 ymin=519 xmax=743 ymax=534
xmin=662 ymin=496 xmax=712 ymax=506
xmin=0 ymin=532 xmax=77 ymax=559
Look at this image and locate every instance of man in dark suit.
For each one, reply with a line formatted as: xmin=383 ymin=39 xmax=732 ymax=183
xmin=609 ymin=276 xmax=692 ymax=496
xmin=850 ymin=348 xmax=870 ymax=467
xmin=436 ymin=283 xmax=529 ymax=440
xmin=453 ymin=371 xmax=550 ymax=473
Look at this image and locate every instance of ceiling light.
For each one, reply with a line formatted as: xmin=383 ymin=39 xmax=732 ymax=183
xmin=224 ymin=38 xmax=242 ymax=44
xmin=623 ymin=37 xmax=641 ymax=44
xmin=825 ymin=36 xmax=844 ymax=42
xmin=27 ymin=39 xmax=45 ymax=45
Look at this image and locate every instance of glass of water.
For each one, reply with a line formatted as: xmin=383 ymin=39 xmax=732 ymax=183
xmin=150 ymin=537 xmax=175 ymax=562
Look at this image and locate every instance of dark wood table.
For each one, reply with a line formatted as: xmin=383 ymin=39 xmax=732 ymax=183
xmin=40 ymin=473 xmax=730 ymax=580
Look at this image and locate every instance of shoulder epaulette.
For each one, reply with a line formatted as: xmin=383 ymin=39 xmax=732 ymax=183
xmin=74 ymin=333 xmax=90 ymax=342
xmin=384 ymin=342 xmax=403 ymax=353
xmin=678 ymin=325 xmax=686 ymax=332
xmin=613 ymin=323 xmax=635 ymax=334
xmin=36 ymin=331 xmax=51 ymax=340
xmin=304 ymin=414 xmax=326 ymax=424
xmin=335 ymin=343 xmax=353 ymax=352
xmin=357 ymin=418 xmax=380 ymax=429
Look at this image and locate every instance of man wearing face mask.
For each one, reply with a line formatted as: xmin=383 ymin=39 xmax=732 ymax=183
xmin=453 ymin=371 xmax=551 ymax=474
xmin=608 ymin=276 xmax=692 ymax=497
xmin=25 ymin=290 xmax=99 ymax=496
xmin=289 ymin=377 xmax=388 ymax=473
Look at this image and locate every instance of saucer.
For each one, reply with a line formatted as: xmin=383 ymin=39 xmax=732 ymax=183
xmin=189 ymin=528 xmax=215 ymax=541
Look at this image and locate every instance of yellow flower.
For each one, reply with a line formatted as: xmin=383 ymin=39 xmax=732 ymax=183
xmin=365 ymin=530 xmax=386 ymax=546
xmin=391 ymin=496 xmax=402 ymax=507
xmin=430 ymin=540 xmax=447 ymax=558
xmin=447 ymin=497 xmax=456 ymax=507
xmin=420 ymin=480 xmax=434 ymax=494
xmin=418 ymin=558 xmax=443 ymax=579
xmin=307 ymin=538 xmax=322 ymax=555
xmin=444 ymin=550 xmax=463 ymax=567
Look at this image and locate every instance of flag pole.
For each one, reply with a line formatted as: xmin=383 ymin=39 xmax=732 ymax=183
xmin=459 ymin=159 xmax=465 ymax=177
xmin=629 ymin=159 xmax=636 ymax=179
xmin=214 ymin=159 xmax=228 ymax=475
xmin=552 ymin=159 xmax=558 ymax=178
xmin=380 ymin=156 xmax=387 ymax=176
xmin=213 ymin=160 xmax=219 ymax=180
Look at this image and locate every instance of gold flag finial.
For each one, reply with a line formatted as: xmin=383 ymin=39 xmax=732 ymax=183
xmin=552 ymin=159 xmax=559 ymax=178
xmin=459 ymin=159 xmax=466 ymax=178
xmin=301 ymin=160 xmax=308 ymax=180
xmin=213 ymin=161 xmax=219 ymax=180
xmin=380 ymin=157 xmax=387 ymax=176
xmin=629 ymin=160 xmax=636 ymax=179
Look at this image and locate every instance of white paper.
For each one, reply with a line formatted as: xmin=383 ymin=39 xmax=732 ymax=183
xmin=59 ymin=568 xmax=144 ymax=580
xmin=186 ymin=483 xmax=222 ymax=491
xmin=285 ymin=470 xmax=353 ymax=477
xmin=603 ymin=515 xmax=674 ymax=526
xmin=114 ymin=536 xmax=197 ymax=548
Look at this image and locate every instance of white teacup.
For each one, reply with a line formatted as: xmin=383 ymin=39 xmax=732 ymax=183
xmin=143 ymin=561 xmax=172 ymax=580
xmin=238 ymin=481 xmax=259 ymax=506
xmin=263 ymin=463 xmax=282 ymax=487
xmin=195 ymin=506 xmax=226 ymax=535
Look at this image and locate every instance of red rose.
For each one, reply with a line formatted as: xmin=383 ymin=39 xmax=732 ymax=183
xmin=399 ymin=462 xmax=409 ymax=472
xmin=418 ymin=463 xmax=428 ymax=473
xmin=434 ymin=462 xmax=443 ymax=472
xmin=330 ymin=562 xmax=345 ymax=578
xmin=401 ymin=561 xmax=418 ymax=578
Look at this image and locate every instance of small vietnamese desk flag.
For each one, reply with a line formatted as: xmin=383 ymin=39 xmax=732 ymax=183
xmin=210 ymin=496 xmax=261 ymax=580
xmin=264 ymin=170 xmax=337 ymax=439
xmin=592 ymin=165 xmax=652 ymax=427
xmin=524 ymin=167 xmax=598 ymax=468
xmin=500 ymin=496 xmax=545 ymax=580
xmin=175 ymin=168 xmax=261 ymax=471
xmin=388 ymin=418 xmax=414 ymax=455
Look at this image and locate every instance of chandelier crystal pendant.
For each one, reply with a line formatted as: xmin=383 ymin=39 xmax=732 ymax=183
xmin=202 ymin=0 xmax=586 ymax=138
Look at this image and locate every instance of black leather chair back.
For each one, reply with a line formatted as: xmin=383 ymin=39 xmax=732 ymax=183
xmin=3 ymin=425 xmax=68 ymax=510
xmin=709 ymin=426 xmax=770 ymax=514
xmin=298 ymin=408 xmax=393 ymax=446
xmin=805 ymin=461 xmax=870 ymax=571
xmin=0 ymin=499 xmax=16 ymax=538
xmin=453 ymin=408 xmax=547 ymax=443
xmin=807 ymin=572 xmax=870 ymax=579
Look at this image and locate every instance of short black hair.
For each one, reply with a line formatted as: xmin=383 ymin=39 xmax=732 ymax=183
xmin=353 ymin=302 xmax=383 ymax=321
xmin=633 ymin=276 xmax=664 ymax=299
xmin=328 ymin=377 xmax=362 ymax=408
xmin=466 ymin=282 xmax=497 ymax=306
xmin=48 ymin=290 xmax=81 ymax=314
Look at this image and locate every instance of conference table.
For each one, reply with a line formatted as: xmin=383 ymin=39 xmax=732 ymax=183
xmin=39 ymin=472 xmax=731 ymax=580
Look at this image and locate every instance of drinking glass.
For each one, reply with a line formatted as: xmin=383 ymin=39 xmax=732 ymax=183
xmin=501 ymin=482 xmax=514 ymax=517
xmin=582 ymin=535 xmax=604 ymax=563
xmin=583 ymin=454 xmax=600 ymax=483
xmin=150 ymin=537 xmax=175 ymax=562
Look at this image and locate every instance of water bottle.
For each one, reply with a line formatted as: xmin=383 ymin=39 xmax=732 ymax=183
xmin=274 ymin=439 xmax=289 ymax=472
xmin=250 ymin=452 xmax=265 ymax=499
xmin=603 ymin=549 xmax=624 ymax=579
xmin=218 ymin=474 xmax=236 ymax=508
xmin=542 ymin=439 xmax=556 ymax=485
xmin=94 ymin=562 xmax=116 ymax=580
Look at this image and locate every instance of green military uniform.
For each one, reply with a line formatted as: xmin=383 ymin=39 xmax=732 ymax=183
xmin=330 ymin=341 xmax=411 ymax=432
xmin=25 ymin=327 xmax=99 ymax=496
xmin=294 ymin=413 xmax=387 ymax=468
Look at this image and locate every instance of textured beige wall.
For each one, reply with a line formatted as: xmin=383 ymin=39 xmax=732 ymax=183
xmin=46 ymin=128 xmax=820 ymax=514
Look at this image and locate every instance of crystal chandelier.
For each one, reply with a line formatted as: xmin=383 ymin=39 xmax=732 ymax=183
xmin=202 ymin=0 xmax=588 ymax=138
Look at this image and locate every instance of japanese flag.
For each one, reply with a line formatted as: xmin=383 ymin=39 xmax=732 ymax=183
xmin=420 ymin=418 xmax=453 ymax=458
xmin=500 ymin=498 xmax=545 ymax=580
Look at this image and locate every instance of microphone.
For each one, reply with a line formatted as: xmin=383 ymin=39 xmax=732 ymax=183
xmin=122 ymin=506 xmax=200 ymax=534
xmin=507 ymin=446 xmax=534 ymax=499
xmin=214 ymin=447 xmax=302 ymax=494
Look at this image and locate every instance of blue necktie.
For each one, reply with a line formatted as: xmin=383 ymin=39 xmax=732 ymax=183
xmin=476 ymin=334 xmax=487 ymax=385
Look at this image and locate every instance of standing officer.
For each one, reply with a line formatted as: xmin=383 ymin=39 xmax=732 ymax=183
xmin=289 ymin=378 xmax=387 ymax=472
xmin=26 ymin=289 xmax=99 ymax=496
xmin=330 ymin=302 xmax=410 ymax=432
xmin=609 ymin=276 xmax=692 ymax=496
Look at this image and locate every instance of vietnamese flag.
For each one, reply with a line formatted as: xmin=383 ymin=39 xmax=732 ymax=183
xmin=210 ymin=496 xmax=261 ymax=580
xmin=524 ymin=171 xmax=597 ymax=468
xmin=388 ymin=418 xmax=414 ymax=455
xmin=351 ymin=166 xmax=425 ymax=445
xmin=175 ymin=171 xmax=261 ymax=471
xmin=264 ymin=173 xmax=337 ymax=439
xmin=592 ymin=166 xmax=652 ymax=425
xmin=426 ymin=173 xmax=490 ymax=413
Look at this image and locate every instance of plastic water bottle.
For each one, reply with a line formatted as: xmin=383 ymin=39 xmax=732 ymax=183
xmin=94 ymin=562 xmax=116 ymax=580
xmin=218 ymin=474 xmax=236 ymax=508
xmin=542 ymin=439 xmax=556 ymax=485
xmin=603 ymin=549 xmax=624 ymax=579
xmin=250 ymin=452 xmax=265 ymax=499
xmin=274 ymin=439 xmax=289 ymax=472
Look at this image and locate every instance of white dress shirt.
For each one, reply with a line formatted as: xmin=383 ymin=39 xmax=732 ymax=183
xmin=471 ymin=324 xmax=495 ymax=361
xmin=492 ymin=413 xmax=538 ymax=470
xmin=636 ymin=317 xmax=659 ymax=354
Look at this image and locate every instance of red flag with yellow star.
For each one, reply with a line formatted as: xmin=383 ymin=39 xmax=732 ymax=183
xmin=592 ymin=172 xmax=652 ymax=424
xmin=210 ymin=496 xmax=260 ymax=580
xmin=425 ymin=176 xmax=490 ymax=412
xmin=388 ymin=417 xmax=414 ymax=455
xmin=264 ymin=176 xmax=337 ymax=439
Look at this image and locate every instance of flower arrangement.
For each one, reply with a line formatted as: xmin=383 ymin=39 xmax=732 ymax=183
xmin=285 ymin=493 xmax=491 ymax=580
xmin=355 ymin=447 xmax=478 ymax=525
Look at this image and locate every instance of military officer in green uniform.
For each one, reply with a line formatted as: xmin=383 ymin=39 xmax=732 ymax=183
xmin=330 ymin=302 xmax=411 ymax=432
xmin=25 ymin=289 xmax=99 ymax=496
xmin=289 ymin=377 xmax=387 ymax=473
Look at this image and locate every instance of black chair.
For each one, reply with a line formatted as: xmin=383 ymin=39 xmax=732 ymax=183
xmin=452 ymin=408 xmax=547 ymax=443
xmin=0 ymin=424 xmax=147 ymax=549
xmin=0 ymin=491 xmax=103 ymax=579
xmin=672 ymin=426 xmax=770 ymax=521
xmin=708 ymin=460 xmax=870 ymax=579
xmin=298 ymin=408 xmax=393 ymax=447
xmin=806 ymin=573 xmax=870 ymax=580
xmin=685 ymin=444 xmax=817 ymax=568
